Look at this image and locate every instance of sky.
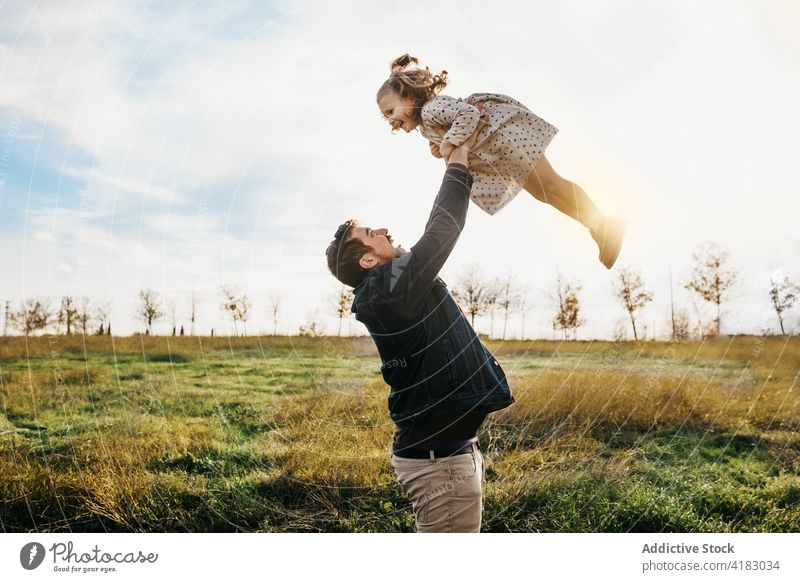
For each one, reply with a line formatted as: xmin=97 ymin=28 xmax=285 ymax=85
xmin=1 ymin=0 xmax=799 ymax=339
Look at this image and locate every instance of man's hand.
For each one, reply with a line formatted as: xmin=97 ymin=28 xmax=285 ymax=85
xmin=446 ymin=114 xmax=488 ymax=168
xmin=439 ymin=139 xmax=456 ymax=160
xmin=428 ymin=140 xmax=443 ymax=159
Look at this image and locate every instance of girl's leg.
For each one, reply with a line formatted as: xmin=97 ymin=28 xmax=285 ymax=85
xmin=523 ymin=155 xmax=602 ymax=231
xmin=524 ymin=155 xmax=625 ymax=269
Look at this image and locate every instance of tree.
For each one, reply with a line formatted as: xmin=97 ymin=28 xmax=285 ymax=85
xmin=768 ymin=274 xmax=799 ymax=336
xmin=496 ymin=274 xmax=522 ymax=341
xmin=518 ymin=286 xmax=532 ymax=340
xmin=8 ymin=299 xmax=51 ymax=336
xmin=669 ymin=307 xmax=691 ymax=340
xmin=75 ymin=297 xmax=94 ymax=335
xmin=452 ymin=264 xmax=492 ymax=328
xmin=687 ymin=293 xmax=709 ymax=339
xmin=298 ymin=310 xmax=325 ymax=337
xmin=484 ymin=279 xmax=502 ymax=339
xmin=612 ymin=319 xmax=628 ymax=342
xmin=136 ymin=289 xmax=164 ymax=335
xmin=188 ymin=289 xmax=199 ymax=336
xmin=240 ymin=296 xmax=251 ymax=335
xmin=331 ymin=285 xmax=353 ymax=337
xmin=684 ymin=242 xmax=737 ymax=336
xmin=611 ymin=267 xmax=653 ymax=341
xmin=58 ymin=296 xmax=79 ymax=335
xmin=167 ymin=299 xmax=178 ymax=337
xmin=269 ymin=293 xmax=281 ymax=336
xmin=95 ymin=300 xmax=111 ymax=335
xmin=218 ymin=284 xmax=251 ymax=336
xmin=552 ymin=274 xmax=583 ymax=340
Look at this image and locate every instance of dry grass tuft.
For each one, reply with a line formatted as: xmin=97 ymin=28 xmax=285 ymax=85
xmin=271 ymin=380 xmax=393 ymax=485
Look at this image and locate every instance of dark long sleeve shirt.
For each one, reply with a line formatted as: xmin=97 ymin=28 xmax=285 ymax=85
xmin=351 ymin=162 xmax=514 ymax=442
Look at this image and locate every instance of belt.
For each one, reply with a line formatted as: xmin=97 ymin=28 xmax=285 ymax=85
xmin=392 ymin=438 xmax=479 ymax=460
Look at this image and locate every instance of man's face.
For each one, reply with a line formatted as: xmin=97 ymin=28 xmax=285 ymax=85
xmin=348 ymin=226 xmax=402 ymax=269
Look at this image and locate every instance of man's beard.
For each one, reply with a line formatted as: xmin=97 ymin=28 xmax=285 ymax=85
xmin=386 ymin=233 xmax=406 ymax=257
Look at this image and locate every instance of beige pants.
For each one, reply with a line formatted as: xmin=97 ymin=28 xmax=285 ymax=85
xmin=391 ymin=446 xmax=485 ymax=533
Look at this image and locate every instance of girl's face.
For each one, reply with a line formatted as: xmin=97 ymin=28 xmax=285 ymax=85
xmin=377 ymin=91 xmax=420 ymax=133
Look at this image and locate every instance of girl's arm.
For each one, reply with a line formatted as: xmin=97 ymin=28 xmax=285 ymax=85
xmin=386 ymin=116 xmax=487 ymax=316
xmin=423 ymin=96 xmax=481 ymax=154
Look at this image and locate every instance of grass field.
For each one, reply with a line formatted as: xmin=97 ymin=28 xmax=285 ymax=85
xmin=1 ymin=334 xmax=798 ymax=532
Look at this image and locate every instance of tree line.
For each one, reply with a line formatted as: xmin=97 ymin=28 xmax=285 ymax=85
xmin=0 ymin=285 xmax=284 ymax=338
xmin=314 ymin=241 xmax=799 ymax=340
xmin=3 ymin=242 xmax=798 ymax=339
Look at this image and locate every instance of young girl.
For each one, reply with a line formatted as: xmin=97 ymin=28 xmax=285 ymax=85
xmin=376 ymin=54 xmax=626 ymax=269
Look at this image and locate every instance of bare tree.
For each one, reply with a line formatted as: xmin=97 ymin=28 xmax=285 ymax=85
xmin=484 ymin=278 xmax=502 ymax=339
xmin=298 ymin=310 xmax=325 ymax=337
xmin=768 ymin=274 xmax=800 ymax=336
xmin=669 ymin=261 xmax=677 ymax=340
xmin=687 ymin=293 xmax=707 ymax=339
xmin=496 ymin=274 xmax=522 ymax=341
xmin=95 ymin=300 xmax=111 ymax=335
xmin=552 ymin=273 xmax=583 ymax=340
xmin=612 ymin=319 xmax=628 ymax=342
xmin=167 ymin=299 xmax=178 ymax=336
xmin=3 ymin=301 xmax=9 ymax=336
xmin=58 ymin=296 xmax=79 ymax=335
xmin=331 ymin=285 xmax=353 ymax=337
xmin=188 ymin=289 xmax=198 ymax=336
xmin=136 ymin=289 xmax=164 ymax=335
xmin=269 ymin=293 xmax=281 ymax=336
xmin=517 ymin=285 xmax=533 ymax=340
xmin=219 ymin=284 xmax=251 ymax=336
xmin=669 ymin=307 xmax=691 ymax=340
xmin=219 ymin=284 xmax=239 ymax=336
xmin=8 ymin=298 xmax=51 ymax=336
xmin=75 ymin=297 xmax=94 ymax=335
xmin=611 ymin=267 xmax=653 ymax=341
xmin=452 ymin=264 xmax=492 ymax=328
xmin=239 ymin=296 xmax=251 ymax=336
xmin=684 ymin=242 xmax=737 ymax=336
xmin=518 ymin=286 xmax=532 ymax=340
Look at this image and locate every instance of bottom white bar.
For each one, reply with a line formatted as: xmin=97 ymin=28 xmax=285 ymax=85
xmin=1 ymin=533 xmax=797 ymax=581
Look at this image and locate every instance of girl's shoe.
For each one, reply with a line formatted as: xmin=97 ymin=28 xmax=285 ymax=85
xmin=591 ymin=216 xmax=626 ymax=269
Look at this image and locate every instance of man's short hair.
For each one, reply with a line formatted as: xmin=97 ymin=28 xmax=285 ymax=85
xmin=326 ymin=219 xmax=373 ymax=288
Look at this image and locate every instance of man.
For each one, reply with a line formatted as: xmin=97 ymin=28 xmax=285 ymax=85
xmin=325 ymin=116 xmax=514 ymax=532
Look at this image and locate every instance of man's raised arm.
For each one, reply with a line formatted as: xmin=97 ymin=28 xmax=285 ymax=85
xmin=386 ymin=116 xmax=487 ymax=316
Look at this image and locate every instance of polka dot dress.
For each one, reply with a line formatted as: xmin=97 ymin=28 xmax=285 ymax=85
xmin=420 ymin=93 xmax=558 ymax=215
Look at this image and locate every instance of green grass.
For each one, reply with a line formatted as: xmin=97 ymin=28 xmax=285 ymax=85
xmin=1 ymin=334 xmax=798 ymax=532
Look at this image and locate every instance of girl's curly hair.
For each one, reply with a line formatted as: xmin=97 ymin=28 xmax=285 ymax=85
xmin=376 ymin=54 xmax=448 ymax=124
